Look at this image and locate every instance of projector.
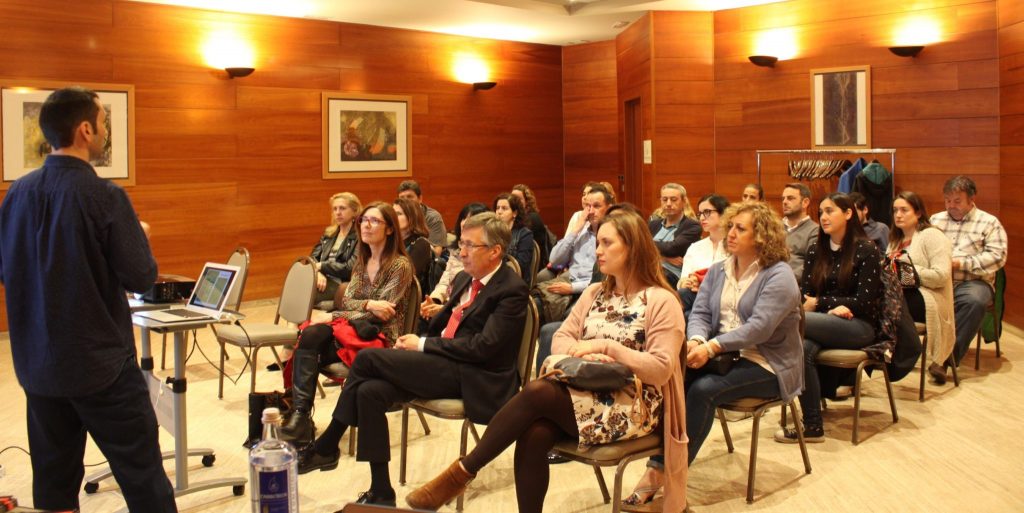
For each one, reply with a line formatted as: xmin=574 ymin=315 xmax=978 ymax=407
xmin=141 ymin=274 xmax=196 ymax=303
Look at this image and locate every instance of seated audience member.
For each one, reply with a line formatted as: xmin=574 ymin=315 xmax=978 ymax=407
xmin=564 ymin=181 xmax=603 ymax=239
xmin=298 ymin=213 xmax=528 ymax=508
xmin=681 ymin=201 xmax=802 ymax=467
xmin=394 ymin=197 xmax=433 ymax=290
xmin=397 ymin=180 xmax=447 ymax=253
xmin=311 ymin=192 xmax=361 ymax=304
xmin=849 ymin=191 xmax=889 ymax=250
xmin=534 ymin=186 xmax=613 ymax=323
xmin=928 ymin=175 xmax=1007 ymax=365
xmin=280 ymin=202 xmax=414 ymax=447
xmin=741 ymin=183 xmax=765 ymax=203
xmin=649 ymin=183 xmax=702 ymax=285
xmin=494 ymin=193 xmax=535 ymax=278
xmin=781 ymin=182 xmax=818 ymax=277
xmin=888 ymin=191 xmax=955 ymax=384
xmin=406 ymin=208 xmax=687 ymax=513
xmin=677 ymin=194 xmax=730 ymax=318
xmin=777 ymin=193 xmax=882 ymax=443
xmin=421 ymin=202 xmax=489 ymax=319
xmin=512 ymin=183 xmax=552 ymax=268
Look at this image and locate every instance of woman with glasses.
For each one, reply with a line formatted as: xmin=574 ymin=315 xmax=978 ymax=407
xmin=406 ymin=208 xmax=687 ymax=513
xmin=674 ymin=194 xmax=731 ymax=318
xmin=394 ymin=197 xmax=433 ymax=290
xmin=494 ymin=192 xmax=534 ymax=278
xmin=310 ymin=192 xmax=361 ymax=304
xmin=279 ymin=202 xmax=414 ymax=448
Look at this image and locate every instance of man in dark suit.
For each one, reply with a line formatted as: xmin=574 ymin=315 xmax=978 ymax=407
xmin=0 ymin=87 xmax=176 ymax=511
xmin=299 ymin=212 xmax=529 ymax=508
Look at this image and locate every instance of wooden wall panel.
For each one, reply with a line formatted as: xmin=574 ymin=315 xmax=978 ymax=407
xmin=0 ymin=0 xmax=563 ymax=330
xmin=1000 ymin=0 xmax=1024 ymax=325
xmin=713 ymin=0 xmax=1000 ymax=211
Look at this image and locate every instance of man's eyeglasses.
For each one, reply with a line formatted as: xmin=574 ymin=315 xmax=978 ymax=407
xmin=458 ymin=240 xmax=491 ymax=250
xmin=697 ymin=209 xmax=717 ymax=219
xmin=358 ymin=216 xmax=386 ymax=227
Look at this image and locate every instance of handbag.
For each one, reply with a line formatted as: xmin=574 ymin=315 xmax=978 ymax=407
xmin=704 ymin=351 xmax=740 ymax=375
xmin=244 ymin=390 xmax=292 ymax=448
xmin=887 ymin=251 xmax=921 ymax=289
xmin=539 ymin=354 xmax=637 ymax=392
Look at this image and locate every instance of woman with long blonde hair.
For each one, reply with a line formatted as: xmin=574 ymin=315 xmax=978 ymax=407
xmin=310 ymin=192 xmax=361 ymax=303
xmin=406 ymin=208 xmax=687 ymax=513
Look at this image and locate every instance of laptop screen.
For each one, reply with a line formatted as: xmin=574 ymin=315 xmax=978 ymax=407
xmin=189 ymin=265 xmax=237 ymax=311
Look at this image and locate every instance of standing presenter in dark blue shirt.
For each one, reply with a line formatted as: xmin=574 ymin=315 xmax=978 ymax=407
xmin=0 ymin=87 xmax=176 ymax=512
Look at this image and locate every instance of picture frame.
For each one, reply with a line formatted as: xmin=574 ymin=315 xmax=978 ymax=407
xmin=810 ymin=66 xmax=871 ymax=149
xmin=322 ymin=92 xmax=411 ymax=179
xmin=1 ymin=80 xmax=134 ymax=188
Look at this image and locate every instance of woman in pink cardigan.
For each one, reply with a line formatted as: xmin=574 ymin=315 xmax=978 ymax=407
xmin=405 ymin=208 xmax=687 ymax=513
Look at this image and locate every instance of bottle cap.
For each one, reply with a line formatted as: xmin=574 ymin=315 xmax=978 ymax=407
xmin=262 ymin=407 xmax=282 ymax=424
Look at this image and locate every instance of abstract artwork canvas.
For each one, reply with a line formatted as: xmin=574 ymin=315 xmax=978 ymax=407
xmin=811 ymin=66 xmax=871 ymax=149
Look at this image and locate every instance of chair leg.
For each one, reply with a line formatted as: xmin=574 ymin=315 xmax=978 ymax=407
xmin=975 ymin=330 xmax=982 ymax=370
xmin=790 ymin=401 xmax=812 ymax=474
xmin=592 ymin=465 xmax=611 ymax=504
xmin=456 ymin=420 xmax=470 ymax=512
xmin=249 ymin=346 xmax=261 ymax=394
xmin=417 ymin=410 xmax=431 ymax=435
xmin=745 ymin=406 xmax=768 ymax=503
xmin=852 ymin=361 xmax=867 ymax=445
xmin=918 ymin=337 xmax=928 ymax=402
xmin=717 ymin=409 xmax=734 ymax=453
xmin=882 ymin=364 xmax=899 ymax=424
xmin=348 ymin=427 xmax=356 ymax=456
xmin=948 ymin=354 xmax=960 ymax=387
xmin=399 ymin=407 xmax=409 ymax=485
xmin=218 ymin=341 xmax=227 ymax=400
xmin=469 ymin=423 xmax=481 ymax=444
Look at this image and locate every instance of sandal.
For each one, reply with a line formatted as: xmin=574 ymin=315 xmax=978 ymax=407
xmin=622 ymin=486 xmax=660 ymax=506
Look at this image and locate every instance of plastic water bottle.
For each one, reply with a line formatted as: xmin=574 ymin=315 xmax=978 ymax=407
xmin=249 ymin=407 xmax=299 ymax=512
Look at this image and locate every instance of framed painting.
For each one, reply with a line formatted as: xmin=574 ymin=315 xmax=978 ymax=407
xmin=1 ymin=81 xmax=134 ymax=188
xmin=810 ymin=66 xmax=871 ymax=149
xmin=322 ymin=92 xmax=411 ymax=179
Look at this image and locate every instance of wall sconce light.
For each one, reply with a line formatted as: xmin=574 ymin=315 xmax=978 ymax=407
xmin=888 ymin=46 xmax=924 ymax=58
xmin=225 ymin=67 xmax=255 ymax=79
xmin=473 ymin=81 xmax=497 ymax=91
xmin=748 ymin=55 xmax=778 ymax=68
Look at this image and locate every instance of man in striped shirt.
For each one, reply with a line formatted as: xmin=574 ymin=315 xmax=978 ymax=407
xmin=929 ymin=175 xmax=1007 ymax=365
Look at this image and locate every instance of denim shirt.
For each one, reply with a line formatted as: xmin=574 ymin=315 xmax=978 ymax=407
xmin=548 ymin=224 xmax=597 ymax=293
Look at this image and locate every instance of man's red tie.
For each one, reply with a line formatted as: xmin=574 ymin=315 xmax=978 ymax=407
xmin=442 ymin=279 xmax=483 ymax=339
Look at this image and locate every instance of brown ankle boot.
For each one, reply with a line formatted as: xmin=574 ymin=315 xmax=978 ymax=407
xmin=405 ymin=459 xmax=476 ymax=510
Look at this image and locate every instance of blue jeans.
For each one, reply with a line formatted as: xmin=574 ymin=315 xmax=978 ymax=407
xmin=678 ymin=289 xmax=697 ymax=321
xmin=800 ymin=312 xmax=875 ymax=427
xmin=534 ymin=321 xmax=562 ymax=373
xmin=686 ymin=359 xmax=780 ymax=464
xmin=952 ymin=280 xmax=993 ymax=364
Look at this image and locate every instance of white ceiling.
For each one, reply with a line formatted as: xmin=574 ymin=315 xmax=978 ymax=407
xmin=129 ymin=0 xmax=786 ymax=46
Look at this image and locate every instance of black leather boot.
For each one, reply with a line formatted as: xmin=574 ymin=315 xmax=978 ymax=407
xmin=279 ymin=349 xmax=318 ymax=447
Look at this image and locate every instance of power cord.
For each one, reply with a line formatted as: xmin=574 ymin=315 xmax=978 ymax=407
xmin=0 ymin=445 xmax=108 ymax=468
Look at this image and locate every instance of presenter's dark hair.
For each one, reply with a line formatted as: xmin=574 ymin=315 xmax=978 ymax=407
xmin=39 ymin=87 xmax=100 ymax=150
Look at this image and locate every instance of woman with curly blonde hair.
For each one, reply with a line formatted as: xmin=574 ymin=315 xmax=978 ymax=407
xmin=682 ymin=201 xmax=804 ymax=463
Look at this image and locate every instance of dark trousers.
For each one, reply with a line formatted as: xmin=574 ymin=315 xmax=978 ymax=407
xmin=799 ymin=312 xmax=875 ymax=427
xmin=685 ymin=359 xmax=780 ymax=464
xmin=953 ymin=280 xmax=993 ymax=364
xmin=331 ymin=348 xmax=461 ymax=462
xmin=25 ymin=357 xmax=176 ymax=512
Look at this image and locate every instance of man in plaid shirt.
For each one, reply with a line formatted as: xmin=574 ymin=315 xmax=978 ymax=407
xmin=930 ymin=176 xmax=1008 ymax=365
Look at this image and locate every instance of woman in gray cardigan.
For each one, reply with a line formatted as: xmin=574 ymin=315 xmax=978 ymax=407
xmin=685 ymin=202 xmax=803 ymax=463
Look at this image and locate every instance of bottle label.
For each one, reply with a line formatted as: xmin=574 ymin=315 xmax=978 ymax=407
xmin=255 ymin=469 xmax=291 ymax=512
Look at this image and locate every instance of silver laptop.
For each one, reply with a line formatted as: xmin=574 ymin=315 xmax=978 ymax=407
xmin=135 ymin=262 xmax=240 ymax=323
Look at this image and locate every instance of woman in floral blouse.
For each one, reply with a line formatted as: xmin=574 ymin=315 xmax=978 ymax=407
xmin=280 ymin=201 xmax=413 ymax=448
xmin=405 ymin=208 xmax=687 ymax=513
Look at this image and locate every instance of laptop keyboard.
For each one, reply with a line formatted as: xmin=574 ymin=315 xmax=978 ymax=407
xmin=163 ymin=309 xmax=208 ymax=318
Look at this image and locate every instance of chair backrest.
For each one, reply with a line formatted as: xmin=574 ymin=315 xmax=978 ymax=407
xmin=224 ymin=246 xmax=250 ymax=312
xmin=528 ymin=240 xmax=541 ymax=289
xmin=276 ymin=256 xmax=317 ymax=325
xmin=402 ymin=277 xmax=422 ymax=336
xmin=505 ymin=256 xmax=521 ymax=277
xmin=516 ymin=299 xmax=540 ymax=387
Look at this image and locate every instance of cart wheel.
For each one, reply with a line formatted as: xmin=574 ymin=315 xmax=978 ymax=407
xmin=84 ymin=481 xmax=99 ymax=494
xmin=233 ymin=484 xmax=245 ymax=496
xmin=202 ymin=454 xmax=216 ymax=467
